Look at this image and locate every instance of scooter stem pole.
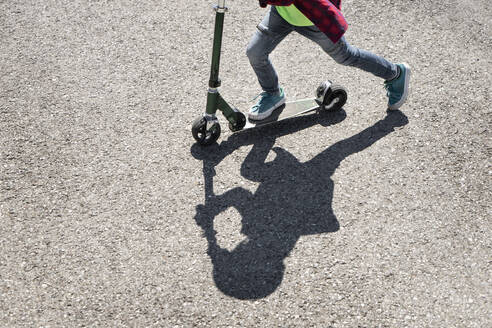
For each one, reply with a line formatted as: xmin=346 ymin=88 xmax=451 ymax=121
xmin=209 ymin=1 xmax=227 ymax=89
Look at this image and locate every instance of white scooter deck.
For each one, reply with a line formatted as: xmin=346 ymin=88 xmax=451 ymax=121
xmin=243 ymin=98 xmax=320 ymax=129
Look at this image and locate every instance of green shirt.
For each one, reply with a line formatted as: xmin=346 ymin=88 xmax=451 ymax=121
xmin=276 ymin=5 xmax=314 ymax=27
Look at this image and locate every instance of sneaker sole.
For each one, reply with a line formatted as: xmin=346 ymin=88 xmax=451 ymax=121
xmin=388 ymin=63 xmax=411 ymax=110
xmin=248 ymin=97 xmax=286 ymax=120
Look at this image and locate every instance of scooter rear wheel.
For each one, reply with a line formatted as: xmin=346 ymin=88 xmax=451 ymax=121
xmin=192 ymin=117 xmax=221 ymax=146
xmin=323 ymin=84 xmax=347 ymax=112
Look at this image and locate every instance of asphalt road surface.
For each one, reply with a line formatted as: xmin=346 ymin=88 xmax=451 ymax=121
xmin=1 ymin=0 xmax=490 ymax=326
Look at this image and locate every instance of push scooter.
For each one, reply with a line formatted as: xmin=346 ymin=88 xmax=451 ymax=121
xmin=192 ymin=0 xmax=348 ymax=146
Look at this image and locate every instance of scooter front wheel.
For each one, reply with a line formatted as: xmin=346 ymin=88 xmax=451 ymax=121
xmin=192 ymin=117 xmax=221 ymax=146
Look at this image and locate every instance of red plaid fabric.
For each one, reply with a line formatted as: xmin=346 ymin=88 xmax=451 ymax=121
xmin=263 ymin=0 xmax=348 ymax=43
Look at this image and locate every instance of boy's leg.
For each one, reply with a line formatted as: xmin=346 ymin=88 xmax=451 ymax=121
xmin=246 ymin=7 xmax=293 ymax=94
xmin=296 ymin=26 xmax=397 ymax=81
xmin=296 ymin=26 xmax=410 ymax=109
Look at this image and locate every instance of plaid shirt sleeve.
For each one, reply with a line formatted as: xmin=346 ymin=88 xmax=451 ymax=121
xmin=264 ymin=0 xmax=295 ymax=5
xmin=264 ymin=0 xmax=348 ymax=43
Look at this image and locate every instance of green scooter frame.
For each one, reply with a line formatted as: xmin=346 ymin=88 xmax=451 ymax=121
xmin=191 ymin=0 xmax=245 ymax=146
xmin=192 ymin=0 xmax=347 ymax=146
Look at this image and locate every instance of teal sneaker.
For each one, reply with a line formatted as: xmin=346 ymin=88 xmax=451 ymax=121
xmin=248 ymin=88 xmax=286 ymax=120
xmin=385 ymin=63 xmax=411 ymax=110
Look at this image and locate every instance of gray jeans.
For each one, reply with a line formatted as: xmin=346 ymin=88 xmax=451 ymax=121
xmin=246 ymin=7 xmax=398 ymax=93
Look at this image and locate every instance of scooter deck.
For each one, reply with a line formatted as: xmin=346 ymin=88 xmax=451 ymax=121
xmin=243 ymin=98 xmax=320 ymax=129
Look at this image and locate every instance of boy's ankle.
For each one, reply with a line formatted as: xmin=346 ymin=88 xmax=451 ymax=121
xmin=386 ymin=65 xmax=401 ymax=82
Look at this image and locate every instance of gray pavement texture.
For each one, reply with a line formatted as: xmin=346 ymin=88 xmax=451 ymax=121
xmin=1 ymin=0 xmax=491 ymax=327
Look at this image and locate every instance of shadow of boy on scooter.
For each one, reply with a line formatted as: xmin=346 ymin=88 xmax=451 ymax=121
xmin=191 ymin=110 xmax=408 ymax=300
